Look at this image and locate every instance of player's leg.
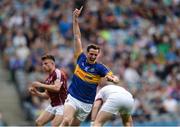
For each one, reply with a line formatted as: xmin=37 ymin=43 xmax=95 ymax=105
xmin=70 ymin=117 xmax=81 ymax=126
xmin=35 ymin=110 xmax=54 ymax=126
xmin=51 ymin=114 xmax=63 ymax=126
xmin=60 ymin=94 xmax=79 ymax=126
xmin=94 ymin=96 xmax=120 ymax=126
xmin=120 ymin=114 xmax=133 ymax=127
xmin=93 ymin=111 xmax=113 ymax=126
xmin=71 ymin=107 xmax=91 ymax=126
xmin=71 ymin=99 xmax=92 ymax=126
xmin=60 ymin=104 xmax=76 ymax=126
xmin=118 ymin=94 xmax=134 ymax=126
xmin=51 ymin=105 xmax=64 ymax=126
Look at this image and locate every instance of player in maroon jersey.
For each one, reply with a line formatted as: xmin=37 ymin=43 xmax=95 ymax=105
xmin=28 ymin=54 xmax=67 ymax=126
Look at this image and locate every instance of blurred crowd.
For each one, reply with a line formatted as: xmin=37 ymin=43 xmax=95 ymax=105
xmin=0 ymin=0 xmax=180 ymax=126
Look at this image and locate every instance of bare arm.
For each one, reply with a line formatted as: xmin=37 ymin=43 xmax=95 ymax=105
xmin=29 ymin=87 xmax=49 ymax=99
xmin=91 ymin=99 xmax=103 ymax=122
xmin=73 ymin=6 xmax=83 ymax=59
xmin=40 ymin=80 xmax=62 ymax=92
xmin=31 ymin=80 xmax=63 ymax=93
xmin=105 ymin=75 xmax=120 ymax=84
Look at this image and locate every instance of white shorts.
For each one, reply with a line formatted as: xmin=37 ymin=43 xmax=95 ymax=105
xmin=100 ymin=93 xmax=134 ymax=115
xmin=45 ymin=104 xmax=64 ymax=115
xmin=65 ymin=94 xmax=92 ymax=121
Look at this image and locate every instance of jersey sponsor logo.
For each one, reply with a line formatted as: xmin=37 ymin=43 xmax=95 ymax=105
xmin=89 ymin=68 xmax=95 ymax=73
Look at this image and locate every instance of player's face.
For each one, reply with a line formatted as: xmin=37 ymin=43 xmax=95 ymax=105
xmin=42 ymin=59 xmax=54 ymax=72
xmin=87 ymin=49 xmax=99 ymax=63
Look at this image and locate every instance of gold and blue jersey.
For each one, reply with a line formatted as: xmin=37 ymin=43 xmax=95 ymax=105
xmin=68 ymin=53 xmax=112 ymax=104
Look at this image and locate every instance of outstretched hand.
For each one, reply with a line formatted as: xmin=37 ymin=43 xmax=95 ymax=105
xmin=73 ymin=6 xmax=83 ymax=18
xmin=106 ymin=75 xmax=120 ymax=84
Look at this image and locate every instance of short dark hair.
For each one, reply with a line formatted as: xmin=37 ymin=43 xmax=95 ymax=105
xmin=87 ymin=44 xmax=100 ymax=53
xmin=41 ymin=54 xmax=55 ymax=62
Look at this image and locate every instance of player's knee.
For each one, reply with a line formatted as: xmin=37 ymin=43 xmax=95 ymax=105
xmin=94 ymin=121 xmax=102 ymax=126
xmin=51 ymin=119 xmax=62 ymax=126
xmin=94 ymin=117 xmax=107 ymax=126
xmin=121 ymin=114 xmax=133 ymax=126
xmin=61 ymin=116 xmax=72 ymax=125
xmin=51 ymin=121 xmax=60 ymax=127
xmin=64 ymin=116 xmax=71 ymax=123
xmin=35 ymin=119 xmax=43 ymax=126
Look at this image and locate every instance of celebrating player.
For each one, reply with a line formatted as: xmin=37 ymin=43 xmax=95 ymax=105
xmin=60 ymin=7 xmax=120 ymax=126
xmin=28 ymin=54 xmax=67 ymax=126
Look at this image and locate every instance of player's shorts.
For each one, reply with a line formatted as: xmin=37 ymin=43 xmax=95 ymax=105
xmin=65 ymin=94 xmax=92 ymax=121
xmin=45 ymin=104 xmax=64 ymax=115
xmin=100 ymin=93 xmax=134 ymax=115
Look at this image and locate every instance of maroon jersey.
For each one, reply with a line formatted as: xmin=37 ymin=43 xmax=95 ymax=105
xmin=44 ymin=69 xmax=67 ymax=107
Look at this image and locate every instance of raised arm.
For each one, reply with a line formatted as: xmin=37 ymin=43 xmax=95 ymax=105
xmin=73 ymin=6 xmax=83 ymax=59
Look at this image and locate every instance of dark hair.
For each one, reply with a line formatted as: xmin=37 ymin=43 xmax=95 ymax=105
xmin=41 ymin=54 xmax=55 ymax=62
xmin=87 ymin=44 xmax=100 ymax=53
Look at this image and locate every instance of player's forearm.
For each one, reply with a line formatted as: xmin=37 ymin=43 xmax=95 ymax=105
xmin=91 ymin=100 xmax=102 ymax=121
xmin=91 ymin=106 xmax=99 ymax=122
xmin=35 ymin=91 xmax=49 ymax=99
xmin=106 ymin=75 xmax=120 ymax=84
xmin=73 ymin=16 xmax=83 ymax=58
xmin=73 ymin=16 xmax=81 ymax=38
xmin=72 ymin=7 xmax=83 ymax=58
xmin=41 ymin=83 xmax=60 ymax=92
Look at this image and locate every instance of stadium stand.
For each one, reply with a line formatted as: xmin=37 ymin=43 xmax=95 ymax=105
xmin=0 ymin=55 xmax=31 ymax=125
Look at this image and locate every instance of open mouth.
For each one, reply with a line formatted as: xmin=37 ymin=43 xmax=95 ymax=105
xmin=90 ymin=58 xmax=96 ymax=61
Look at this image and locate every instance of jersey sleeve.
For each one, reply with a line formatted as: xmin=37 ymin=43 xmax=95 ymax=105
xmin=98 ymin=64 xmax=113 ymax=77
xmin=95 ymin=90 xmax=103 ymax=101
xmin=60 ymin=69 xmax=68 ymax=87
xmin=55 ymin=69 xmax=61 ymax=84
xmin=76 ymin=52 xmax=86 ymax=63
